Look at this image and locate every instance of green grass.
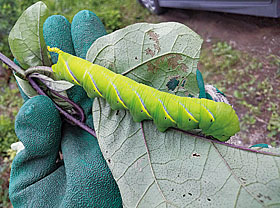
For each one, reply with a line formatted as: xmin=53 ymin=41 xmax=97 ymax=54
xmin=200 ymin=41 xmax=280 ymax=145
xmin=0 ymin=76 xmax=22 ymax=206
xmin=44 ymin=0 xmax=157 ymax=32
xmin=0 ymin=78 xmax=22 ymax=156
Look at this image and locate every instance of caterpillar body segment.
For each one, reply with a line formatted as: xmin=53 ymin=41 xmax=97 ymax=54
xmin=48 ymin=47 xmax=240 ymax=141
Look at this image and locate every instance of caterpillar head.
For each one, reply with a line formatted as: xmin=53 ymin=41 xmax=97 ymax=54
xmin=203 ymin=102 xmax=240 ymax=142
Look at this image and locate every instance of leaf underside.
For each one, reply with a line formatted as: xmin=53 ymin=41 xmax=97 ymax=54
xmin=87 ymin=22 xmax=202 ymax=97
xmin=94 ymin=99 xmax=280 ymax=208
xmin=89 ymin=22 xmax=280 ymax=207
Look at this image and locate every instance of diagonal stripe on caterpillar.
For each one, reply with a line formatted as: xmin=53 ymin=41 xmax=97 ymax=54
xmin=48 ymin=47 xmax=240 ymax=142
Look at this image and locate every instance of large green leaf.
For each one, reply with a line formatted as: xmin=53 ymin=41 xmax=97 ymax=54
xmin=88 ymin=22 xmax=280 ymax=207
xmin=87 ymin=22 xmax=202 ymax=97
xmin=93 ymin=99 xmax=280 ymax=207
xmin=8 ymin=1 xmax=51 ymax=69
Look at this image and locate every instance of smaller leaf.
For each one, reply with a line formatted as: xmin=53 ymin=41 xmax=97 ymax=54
xmin=30 ymin=73 xmax=74 ymax=92
xmin=8 ymin=1 xmax=51 ymax=69
xmin=14 ymin=74 xmax=37 ymax=98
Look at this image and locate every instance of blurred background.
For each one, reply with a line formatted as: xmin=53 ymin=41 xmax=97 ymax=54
xmin=0 ymin=0 xmax=279 ymax=206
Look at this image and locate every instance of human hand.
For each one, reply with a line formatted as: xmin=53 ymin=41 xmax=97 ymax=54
xmin=9 ymin=10 xmax=122 ymax=207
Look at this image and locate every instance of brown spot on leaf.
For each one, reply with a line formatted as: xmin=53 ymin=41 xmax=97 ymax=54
xmin=147 ymin=30 xmax=161 ymax=56
xmin=166 ymin=54 xmax=189 ymax=72
xmin=167 ymin=54 xmax=182 ymax=69
xmin=145 ymin=48 xmax=155 ymax=57
xmin=148 ymin=31 xmax=160 ymax=50
xmin=154 ymin=43 xmax=161 ymax=53
xmin=181 ymin=63 xmax=188 ymax=72
xmin=155 ymin=56 xmax=165 ymax=66
xmin=147 ymin=62 xmax=157 ymax=73
xmin=148 ymin=30 xmax=159 ymax=41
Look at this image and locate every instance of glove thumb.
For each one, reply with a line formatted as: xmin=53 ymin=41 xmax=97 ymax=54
xmin=10 ymin=95 xmax=62 ymax=194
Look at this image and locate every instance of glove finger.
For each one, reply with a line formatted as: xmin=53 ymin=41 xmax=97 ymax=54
xmin=43 ymin=15 xmax=76 ymax=64
xmin=196 ymin=69 xmax=206 ymax=99
xmin=71 ymin=10 xmax=107 ymax=59
xmin=10 ymin=95 xmax=64 ymax=202
xmin=61 ymin=123 xmax=122 ymax=207
xmin=68 ymin=11 xmax=107 ymax=127
xmin=11 ymin=95 xmax=62 ymax=185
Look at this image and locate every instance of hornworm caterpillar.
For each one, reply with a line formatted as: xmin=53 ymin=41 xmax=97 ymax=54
xmin=48 ymin=47 xmax=240 ymax=141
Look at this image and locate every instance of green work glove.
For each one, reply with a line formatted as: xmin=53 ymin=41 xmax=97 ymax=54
xmin=196 ymin=69 xmax=229 ymax=103
xmin=9 ymin=10 xmax=122 ymax=207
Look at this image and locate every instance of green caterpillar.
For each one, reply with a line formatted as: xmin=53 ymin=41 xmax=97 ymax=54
xmin=48 ymin=47 xmax=240 ymax=142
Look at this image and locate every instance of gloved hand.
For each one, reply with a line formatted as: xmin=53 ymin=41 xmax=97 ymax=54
xmin=9 ymin=10 xmax=122 ymax=207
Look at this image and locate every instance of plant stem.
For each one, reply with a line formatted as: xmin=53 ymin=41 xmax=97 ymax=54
xmin=0 ymin=52 xmax=25 ymax=77
xmin=49 ymin=89 xmax=85 ymax=123
xmin=28 ymin=76 xmax=96 ymax=138
xmin=172 ymin=128 xmax=280 ymax=157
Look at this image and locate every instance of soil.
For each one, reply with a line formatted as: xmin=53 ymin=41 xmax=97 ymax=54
xmin=160 ymin=9 xmax=280 ymax=57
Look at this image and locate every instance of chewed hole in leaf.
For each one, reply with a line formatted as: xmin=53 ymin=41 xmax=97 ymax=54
xmin=192 ymin=153 xmax=201 ymax=157
xmin=166 ymin=77 xmax=179 ymax=91
xmin=181 ymin=80 xmax=186 ymax=87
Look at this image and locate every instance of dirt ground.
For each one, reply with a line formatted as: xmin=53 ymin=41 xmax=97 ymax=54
xmin=158 ymin=9 xmax=280 ymax=146
xmin=160 ymin=9 xmax=280 ymax=57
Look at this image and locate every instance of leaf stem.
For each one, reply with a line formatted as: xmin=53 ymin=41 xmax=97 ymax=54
xmin=0 ymin=52 xmax=25 ymax=77
xmin=25 ymin=66 xmax=53 ymax=77
xmin=172 ymin=128 xmax=280 ymax=157
xmin=28 ymin=76 xmax=96 ymax=138
xmin=48 ymin=88 xmax=85 ymax=123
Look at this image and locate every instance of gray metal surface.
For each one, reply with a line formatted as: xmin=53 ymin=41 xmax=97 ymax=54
xmin=159 ymin=0 xmax=280 ymax=17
